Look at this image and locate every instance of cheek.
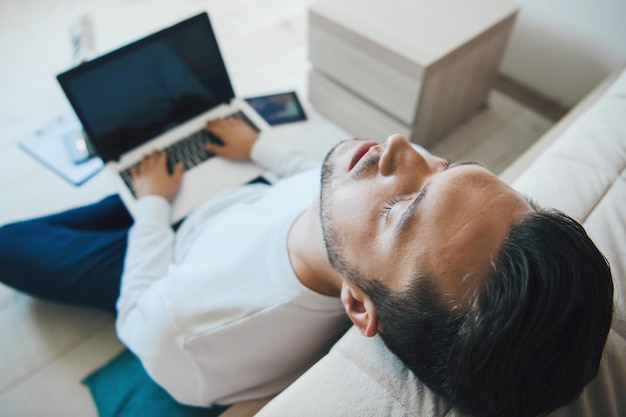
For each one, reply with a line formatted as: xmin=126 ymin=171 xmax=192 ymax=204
xmin=332 ymin=192 xmax=382 ymax=258
xmin=332 ymin=183 xmax=378 ymax=223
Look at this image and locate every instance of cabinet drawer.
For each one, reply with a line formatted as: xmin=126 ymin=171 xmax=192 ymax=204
xmin=308 ymin=69 xmax=411 ymax=142
xmin=309 ymin=19 xmax=421 ymax=126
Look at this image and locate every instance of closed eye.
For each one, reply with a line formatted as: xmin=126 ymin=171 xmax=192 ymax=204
xmin=442 ymin=158 xmax=485 ymax=171
xmin=383 ymin=158 xmax=453 ymax=222
xmin=441 ymin=158 xmax=454 ymax=171
xmin=393 ymin=159 xmax=486 ymax=232
xmin=382 ymin=195 xmax=412 ymax=221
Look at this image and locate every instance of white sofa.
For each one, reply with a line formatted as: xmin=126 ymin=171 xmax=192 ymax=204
xmin=244 ymin=68 xmax=626 ymax=416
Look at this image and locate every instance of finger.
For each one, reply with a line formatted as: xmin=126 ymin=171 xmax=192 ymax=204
xmin=148 ymin=150 xmax=163 ymax=168
xmin=205 ymin=117 xmax=222 ymax=128
xmin=130 ymin=163 xmax=140 ymax=178
xmin=140 ymin=153 xmax=151 ymax=170
xmin=142 ymin=150 xmax=159 ymax=171
xmin=157 ymin=150 xmax=168 ymax=167
xmin=205 ymin=142 xmax=223 ymax=155
xmin=172 ymin=162 xmax=184 ymax=180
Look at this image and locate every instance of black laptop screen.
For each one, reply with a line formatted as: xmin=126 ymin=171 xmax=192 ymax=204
xmin=57 ymin=12 xmax=235 ymax=162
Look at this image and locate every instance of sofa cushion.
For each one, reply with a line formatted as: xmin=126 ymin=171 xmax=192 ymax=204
xmin=254 ymin=327 xmax=459 ymax=417
xmin=512 ymin=94 xmax=625 ymax=222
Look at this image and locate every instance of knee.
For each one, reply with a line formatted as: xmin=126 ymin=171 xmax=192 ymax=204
xmin=0 ymin=221 xmax=26 ymax=248
xmin=0 ymin=221 xmax=29 ymax=260
xmin=0 ymin=219 xmax=50 ymax=262
xmin=0 ymin=221 xmax=36 ymax=289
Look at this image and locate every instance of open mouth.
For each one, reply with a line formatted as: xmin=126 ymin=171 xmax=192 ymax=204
xmin=349 ymin=141 xmax=379 ymax=171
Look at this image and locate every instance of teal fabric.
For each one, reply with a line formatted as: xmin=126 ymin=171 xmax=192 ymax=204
xmin=83 ymin=349 xmax=228 ymax=417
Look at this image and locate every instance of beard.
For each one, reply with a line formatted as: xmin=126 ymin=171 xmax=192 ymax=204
xmin=319 ymin=140 xmax=362 ymax=280
xmin=320 ymin=141 xmax=344 ymax=272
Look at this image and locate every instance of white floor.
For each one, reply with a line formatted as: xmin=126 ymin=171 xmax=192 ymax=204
xmin=0 ymin=0 xmax=554 ymax=416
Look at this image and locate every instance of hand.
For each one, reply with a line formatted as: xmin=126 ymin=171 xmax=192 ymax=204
xmin=204 ymin=117 xmax=259 ymax=161
xmin=130 ymin=150 xmax=184 ymax=202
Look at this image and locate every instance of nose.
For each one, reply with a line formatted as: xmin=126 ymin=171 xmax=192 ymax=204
xmin=378 ymin=134 xmax=431 ymax=176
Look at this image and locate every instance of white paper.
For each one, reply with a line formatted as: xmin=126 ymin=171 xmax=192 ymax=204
xmin=18 ymin=112 xmax=103 ymax=186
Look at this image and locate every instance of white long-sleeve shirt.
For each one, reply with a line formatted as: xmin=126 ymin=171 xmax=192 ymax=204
xmin=116 ymin=137 xmax=350 ymax=406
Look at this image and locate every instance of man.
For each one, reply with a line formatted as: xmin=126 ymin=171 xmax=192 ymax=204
xmin=318 ymin=133 xmax=614 ymax=417
xmin=0 ymin=118 xmax=614 ymax=416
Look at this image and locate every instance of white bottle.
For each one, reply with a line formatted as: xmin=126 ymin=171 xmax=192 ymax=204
xmin=70 ymin=14 xmax=96 ymax=65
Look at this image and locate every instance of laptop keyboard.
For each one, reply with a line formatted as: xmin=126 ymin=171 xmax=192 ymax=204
xmin=119 ymin=110 xmax=259 ymax=195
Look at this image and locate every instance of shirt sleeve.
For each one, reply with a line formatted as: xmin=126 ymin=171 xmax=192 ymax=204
xmin=115 ymin=195 xmax=204 ymax=404
xmin=116 ymin=195 xmax=173 ymax=319
xmin=250 ymin=135 xmax=318 ymax=178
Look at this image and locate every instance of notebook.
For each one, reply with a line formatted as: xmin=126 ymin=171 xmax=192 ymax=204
xmin=56 ymin=12 xmax=270 ymax=223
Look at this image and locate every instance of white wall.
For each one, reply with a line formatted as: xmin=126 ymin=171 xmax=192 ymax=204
xmin=500 ymin=0 xmax=626 ymax=107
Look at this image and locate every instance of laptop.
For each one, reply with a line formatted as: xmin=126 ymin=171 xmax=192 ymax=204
xmin=57 ymin=12 xmax=271 ymax=223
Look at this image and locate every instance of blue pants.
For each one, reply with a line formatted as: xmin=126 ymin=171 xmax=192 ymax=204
xmin=0 ymin=195 xmax=132 ymax=314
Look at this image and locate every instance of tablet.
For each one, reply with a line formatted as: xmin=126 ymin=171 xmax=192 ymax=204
xmin=244 ymin=91 xmax=307 ymax=126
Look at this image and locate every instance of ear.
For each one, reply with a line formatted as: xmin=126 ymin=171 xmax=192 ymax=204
xmin=340 ymin=282 xmax=379 ymax=337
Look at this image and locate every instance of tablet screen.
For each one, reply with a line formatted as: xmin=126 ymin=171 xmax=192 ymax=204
xmin=244 ymin=91 xmax=307 ymax=126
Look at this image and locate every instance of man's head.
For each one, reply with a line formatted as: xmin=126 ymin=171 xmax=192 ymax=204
xmin=319 ymin=135 xmax=614 ymax=417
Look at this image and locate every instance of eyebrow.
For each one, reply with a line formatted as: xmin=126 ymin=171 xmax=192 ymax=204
xmin=395 ymin=159 xmax=485 ymax=235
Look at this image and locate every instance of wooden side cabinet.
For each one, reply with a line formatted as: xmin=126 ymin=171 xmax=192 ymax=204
xmin=308 ymin=0 xmax=518 ymax=147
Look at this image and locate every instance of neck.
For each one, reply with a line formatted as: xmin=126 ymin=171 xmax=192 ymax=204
xmin=287 ymin=196 xmax=343 ymax=297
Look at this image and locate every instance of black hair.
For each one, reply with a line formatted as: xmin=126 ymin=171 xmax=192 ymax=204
xmin=356 ymin=209 xmax=614 ymax=417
